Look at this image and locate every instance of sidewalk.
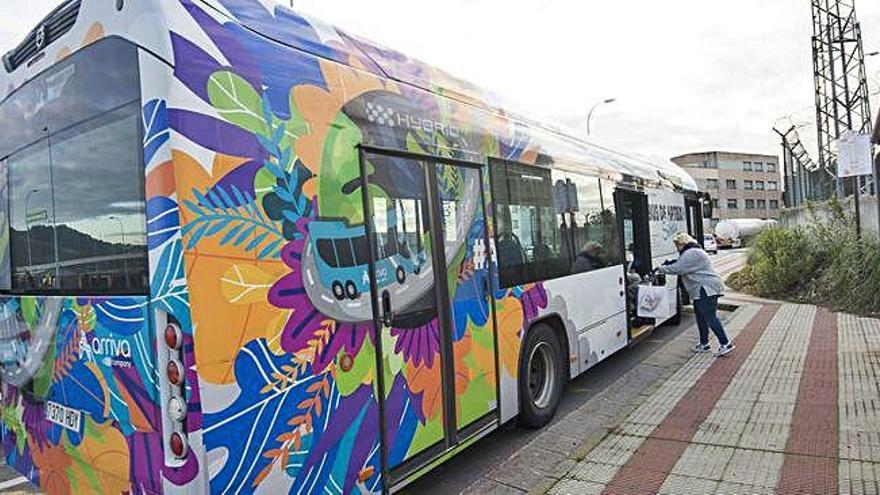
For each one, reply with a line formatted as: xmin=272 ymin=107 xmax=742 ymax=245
xmin=545 ymin=302 xmax=880 ymax=494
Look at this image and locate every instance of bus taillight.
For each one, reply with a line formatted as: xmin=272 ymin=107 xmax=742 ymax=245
xmin=166 ymin=360 xmax=182 ymax=386
xmin=169 ymin=431 xmax=188 ymax=459
xmin=164 ymin=323 xmax=182 ymax=350
xmin=157 ymin=312 xmax=189 ymax=466
xmin=168 ymin=396 xmax=186 ymax=422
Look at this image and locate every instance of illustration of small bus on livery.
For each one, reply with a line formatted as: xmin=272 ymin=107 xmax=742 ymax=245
xmin=307 ymin=209 xmax=427 ymax=301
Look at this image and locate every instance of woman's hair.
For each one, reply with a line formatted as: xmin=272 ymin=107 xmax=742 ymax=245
xmin=582 ymin=241 xmax=602 ymax=254
xmin=673 ymin=232 xmax=698 ymax=247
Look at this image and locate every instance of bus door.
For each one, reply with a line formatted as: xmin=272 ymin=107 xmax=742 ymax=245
xmin=615 ymin=189 xmax=652 ymax=337
xmin=359 ymin=146 xmax=498 ymax=487
xmin=684 ymin=196 xmax=704 ymax=247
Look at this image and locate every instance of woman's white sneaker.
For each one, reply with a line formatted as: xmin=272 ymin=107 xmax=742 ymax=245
xmin=715 ymin=343 xmax=736 ymax=357
xmin=693 ymin=343 xmax=711 ymax=353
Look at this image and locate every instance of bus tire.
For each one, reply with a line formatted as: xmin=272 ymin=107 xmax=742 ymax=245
xmin=668 ymin=287 xmax=683 ymax=326
xmin=518 ymin=323 xmax=563 ymax=428
xmin=332 ymin=282 xmax=345 ymax=300
xmin=345 ymin=281 xmax=358 ymax=300
xmin=396 ymin=266 xmax=406 ymax=284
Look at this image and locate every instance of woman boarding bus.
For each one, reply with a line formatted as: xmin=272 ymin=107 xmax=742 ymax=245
xmin=0 ymin=1 xmax=702 ymax=493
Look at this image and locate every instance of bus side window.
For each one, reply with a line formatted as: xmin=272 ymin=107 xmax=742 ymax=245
xmin=489 ymin=159 xmax=567 ymax=287
xmin=557 ymin=173 xmax=623 ymax=274
xmin=317 ymin=239 xmax=340 ymax=268
xmin=334 ymin=238 xmax=356 ymax=267
xmin=352 ymin=236 xmax=370 ymax=266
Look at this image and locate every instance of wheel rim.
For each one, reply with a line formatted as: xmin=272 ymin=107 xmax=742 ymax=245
xmin=527 ymin=342 xmax=556 ymax=409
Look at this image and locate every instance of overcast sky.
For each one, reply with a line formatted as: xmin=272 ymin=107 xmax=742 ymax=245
xmin=2 ymin=0 xmax=879 ymax=163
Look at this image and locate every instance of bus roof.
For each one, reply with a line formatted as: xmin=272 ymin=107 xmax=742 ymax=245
xmin=197 ymin=0 xmax=697 ymax=191
xmin=0 ymin=0 xmax=698 ymax=192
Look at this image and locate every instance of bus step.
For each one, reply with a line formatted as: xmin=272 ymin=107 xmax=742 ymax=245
xmin=628 ymin=324 xmax=655 ymax=345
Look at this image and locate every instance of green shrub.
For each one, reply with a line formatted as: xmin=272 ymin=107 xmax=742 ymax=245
xmin=745 ymin=226 xmax=818 ymax=298
xmin=730 ymin=197 xmax=880 ymax=315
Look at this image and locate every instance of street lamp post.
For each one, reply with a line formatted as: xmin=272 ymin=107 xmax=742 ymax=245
xmin=586 ymin=98 xmax=617 ymax=136
xmin=24 ymin=188 xmax=39 ymax=268
xmin=108 ymin=216 xmax=128 ymax=288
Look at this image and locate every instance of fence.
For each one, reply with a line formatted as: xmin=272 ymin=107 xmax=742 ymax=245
xmin=780 ymin=194 xmax=879 ymax=239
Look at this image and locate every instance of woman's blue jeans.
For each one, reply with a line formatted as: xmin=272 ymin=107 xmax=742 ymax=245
xmin=693 ymin=287 xmax=730 ymax=346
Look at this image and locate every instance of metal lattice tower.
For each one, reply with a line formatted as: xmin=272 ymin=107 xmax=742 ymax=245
xmin=811 ymin=0 xmax=873 ymax=197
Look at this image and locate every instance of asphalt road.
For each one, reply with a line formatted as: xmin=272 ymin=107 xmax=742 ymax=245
xmin=406 ymin=248 xmax=747 ymax=495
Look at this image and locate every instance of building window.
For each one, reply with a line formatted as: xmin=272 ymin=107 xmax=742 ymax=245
xmin=768 ymin=181 xmax=778 ymax=191
xmin=757 ymin=199 xmax=767 ymax=209
xmin=743 ymin=161 xmax=752 ymax=171
xmin=754 ymin=162 xmax=764 ymax=172
xmin=726 ymin=179 xmax=737 ymax=189
xmin=744 ymin=180 xmax=753 ymax=190
xmin=755 ymin=181 xmax=765 ymax=190
xmin=701 ymin=160 xmax=717 ymax=169
xmin=767 ymin=162 xmax=776 ymax=173
xmin=770 ymin=200 xmax=779 ymax=209
xmin=712 ymin=199 xmax=720 ymax=209
xmin=705 ymin=178 xmax=719 ymax=189
xmin=745 ymin=199 xmax=755 ymax=209
xmin=727 ymin=199 xmax=738 ymax=209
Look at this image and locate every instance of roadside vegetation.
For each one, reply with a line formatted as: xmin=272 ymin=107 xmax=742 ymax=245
xmin=727 ymin=198 xmax=880 ymax=316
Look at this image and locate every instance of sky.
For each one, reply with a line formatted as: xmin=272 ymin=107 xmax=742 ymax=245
xmin=1 ymin=0 xmax=879 ymax=164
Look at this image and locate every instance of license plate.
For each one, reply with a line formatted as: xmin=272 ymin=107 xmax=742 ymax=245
xmin=45 ymin=401 xmax=82 ymax=433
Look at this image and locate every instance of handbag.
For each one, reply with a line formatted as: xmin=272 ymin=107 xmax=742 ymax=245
xmin=637 ymin=285 xmax=673 ymax=319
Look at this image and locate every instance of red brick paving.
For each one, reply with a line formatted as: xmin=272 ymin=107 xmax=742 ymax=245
xmin=601 ymin=304 xmax=781 ymax=495
xmin=776 ymin=308 xmax=839 ymax=494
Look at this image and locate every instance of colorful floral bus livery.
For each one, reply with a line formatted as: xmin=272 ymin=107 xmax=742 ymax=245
xmin=0 ymin=1 xmax=702 ymax=494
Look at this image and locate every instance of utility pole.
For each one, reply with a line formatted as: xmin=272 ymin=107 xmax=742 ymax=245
xmin=811 ymin=0 xmax=876 ymax=236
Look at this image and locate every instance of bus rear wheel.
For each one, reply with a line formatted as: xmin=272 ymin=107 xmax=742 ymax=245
xmin=518 ymin=323 xmax=564 ymax=428
xmin=332 ymin=282 xmax=345 ymax=300
xmin=396 ymin=266 xmax=406 ymax=284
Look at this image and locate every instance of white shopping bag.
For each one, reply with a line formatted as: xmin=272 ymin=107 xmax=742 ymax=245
xmin=637 ymin=285 xmax=673 ymax=319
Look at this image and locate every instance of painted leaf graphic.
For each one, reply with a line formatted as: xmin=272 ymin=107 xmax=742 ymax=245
xmin=142 ymin=98 xmax=170 ymax=166
xmin=207 ymin=70 xmax=269 ymax=137
xmin=221 ymin=264 xmax=273 ymax=305
xmin=496 ymin=296 xmax=525 ymax=377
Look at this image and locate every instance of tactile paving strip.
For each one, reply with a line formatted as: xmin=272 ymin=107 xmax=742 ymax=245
xmin=600 ymin=304 xmax=781 ymax=494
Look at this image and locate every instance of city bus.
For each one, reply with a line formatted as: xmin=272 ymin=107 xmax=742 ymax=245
xmin=0 ymin=1 xmax=705 ymax=493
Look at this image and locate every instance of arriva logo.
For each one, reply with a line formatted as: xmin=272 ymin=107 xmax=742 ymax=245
xmin=78 ymin=336 xmax=133 ymax=368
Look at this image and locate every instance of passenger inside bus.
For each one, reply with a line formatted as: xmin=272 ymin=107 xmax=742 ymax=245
xmin=571 ymin=241 xmax=605 ymax=273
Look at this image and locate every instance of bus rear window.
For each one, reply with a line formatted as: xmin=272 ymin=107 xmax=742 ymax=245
xmin=0 ymin=38 xmax=146 ymax=294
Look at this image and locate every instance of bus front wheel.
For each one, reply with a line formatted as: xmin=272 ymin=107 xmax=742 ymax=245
xmin=396 ymin=266 xmax=406 ymax=284
xmin=518 ymin=323 xmax=564 ymax=428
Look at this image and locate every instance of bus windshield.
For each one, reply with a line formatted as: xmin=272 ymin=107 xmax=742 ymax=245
xmin=0 ymin=38 xmax=146 ymax=294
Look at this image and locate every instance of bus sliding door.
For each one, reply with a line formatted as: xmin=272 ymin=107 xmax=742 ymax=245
xmin=358 ymin=146 xmax=498 ymax=488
